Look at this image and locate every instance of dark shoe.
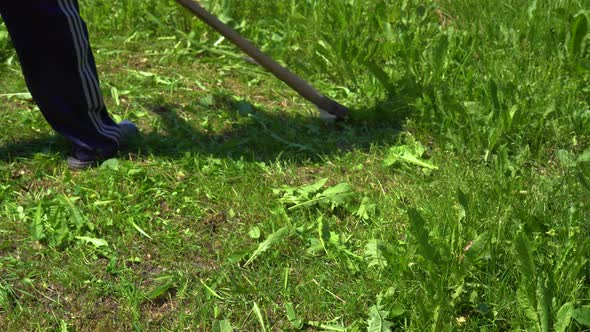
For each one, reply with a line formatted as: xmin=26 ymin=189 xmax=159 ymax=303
xmin=118 ymin=120 xmax=140 ymax=147
xmin=67 ymin=120 xmax=139 ymax=170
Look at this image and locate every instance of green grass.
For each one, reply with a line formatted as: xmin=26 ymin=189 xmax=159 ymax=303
xmin=1 ymin=0 xmax=589 ymax=331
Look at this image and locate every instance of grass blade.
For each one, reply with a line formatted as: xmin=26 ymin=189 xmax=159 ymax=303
xmin=130 ymin=219 xmax=152 ymax=239
xmin=200 ymin=279 xmax=224 ymax=300
xmin=252 ymin=302 xmax=267 ymax=332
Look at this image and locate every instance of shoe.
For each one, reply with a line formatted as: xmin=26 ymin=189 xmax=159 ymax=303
xmin=118 ymin=120 xmax=140 ymax=147
xmin=67 ymin=120 xmax=139 ymax=170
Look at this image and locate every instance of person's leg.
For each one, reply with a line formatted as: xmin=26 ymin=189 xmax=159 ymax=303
xmin=0 ymin=0 xmax=126 ymax=162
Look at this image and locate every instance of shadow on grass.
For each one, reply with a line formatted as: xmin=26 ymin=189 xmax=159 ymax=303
xmin=133 ymin=90 xmax=411 ymax=163
xmin=0 ymin=91 xmax=412 ymax=165
xmin=0 ymin=135 xmax=68 ymax=163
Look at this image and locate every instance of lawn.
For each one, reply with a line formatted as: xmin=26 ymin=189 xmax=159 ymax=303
xmin=1 ymin=0 xmax=589 ymax=331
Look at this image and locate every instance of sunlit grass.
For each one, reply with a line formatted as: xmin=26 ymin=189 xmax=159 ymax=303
xmin=0 ymin=1 xmax=589 ymax=330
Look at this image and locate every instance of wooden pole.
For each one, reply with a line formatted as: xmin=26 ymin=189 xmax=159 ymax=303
xmin=175 ymin=0 xmax=349 ymax=119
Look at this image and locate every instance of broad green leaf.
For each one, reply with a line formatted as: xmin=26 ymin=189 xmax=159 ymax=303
xmin=212 ymin=319 xmax=233 ymax=332
xmin=100 ymin=158 xmax=120 ymax=170
xmin=407 ymin=209 xmax=439 ymax=263
xmin=450 ymin=281 xmax=465 ymax=306
xmin=515 ymin=233 xmax=536 ymax=280
xmin=456 ymin=188 xmax=469 ymax=213
xmin=568 ymin=13 xmax=588 ymax=58
xmin=431 ymin=34 xmax=448 ymax=74
xmin=319 ymin=182 xmax=354 ymax=208
xmin=365 ymin=61 xmax=395 ymax=92
xmin=390 ymin=304 xmax=405 ymax=318
xmin=554 ymin=302 xmax=573 ymax=332
xmin=573 ymin=306 xmax=590 ymax=327
xmin=365 ymin=239 xmax=388 ymax=269
xmin=318 ymin=216 xmax=330 ymax=252
xmin=383 ymin=146 xmax=409 ymax=166
xmin=578 ymin=148 xmax=590 ymax=162
xmin=75 ymin=236 xmax=108 ymax=247
xmin=517 ymin=284 xmax=538 ymax=324
xmin=30 ymin=202 xmax=45 ymax=241
xmin=489 ymin=79 xmax=501 ymax=111
xmin=236 ymin=100 xmax=254 ymax=116
xmin=285 ymin=302 xmax=304 ymax=329
xmin=464 ymin=231 xmax=490 ymax=261
xmin=355 ymin=196 xmax=376 ymax=220
xmin=577 ymin=170 xmax=590 ymax=192
xmin=527 ymin=0 xmax=537 ymax=19
xmin=244 ymin=226 xmax=290 ymax=266
xmin=367 ymin=305 xmax=393 ymax=332
xmin=53 ymin=218 xmax=71 ymax=248
xmin=536 ymin=279 xmax=550 ymax=332
xmin=147 ymin=281 xmax=174 ymax=300
xmin=287 ymin=182 xmax=354 ymax=210
xmin=306 ymin=321 xmax=347 ymax=331
xmin=228 ymin=250 xmax=249 ymax=264
xmin=248 ymin=226 xmax=261 ymax=239
xmin=307 ymin=238 xmax=324 ymax=255
xmin=58 ymin=195 xmax=87 ymax=229
xmin=557 ymin=149 xmax=576 ymax=167
xmin=384 ymin=145 xmax=438 ymax=170
xmin=299 ymin=178 xmax=328 ymax=197
xmin=111 ymin=86 xmax=120 ymax=106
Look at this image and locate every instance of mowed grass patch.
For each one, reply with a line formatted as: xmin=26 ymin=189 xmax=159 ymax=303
xmin=1 ymin=141 xmax=586 ymax=330
xmin=1 ymin=0 xmax=590 ymax=331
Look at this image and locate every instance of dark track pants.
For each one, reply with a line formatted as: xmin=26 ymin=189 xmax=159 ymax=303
xmin=0 ymin=0 xmax=120 ymax=158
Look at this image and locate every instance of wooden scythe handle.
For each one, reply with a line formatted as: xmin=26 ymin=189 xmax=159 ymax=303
xmin=175 ymin=0 xmax=349 ymax=119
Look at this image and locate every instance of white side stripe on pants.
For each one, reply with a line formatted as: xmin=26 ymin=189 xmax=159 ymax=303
xmin=60 ymin=0 xmax=122 ymax=140
xmin=56 ymin=0 xmax=121 ymax=144
xmin=59 ymin=0 xmax=121 ymax=141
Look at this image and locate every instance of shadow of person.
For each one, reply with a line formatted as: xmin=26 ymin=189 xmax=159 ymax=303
xmin=133 ymin=90 xmax=411 ymax=164
xmin=0 ymin=91 xmax=412 ymax=165
xmin=0 ymin=135 xmax=68 ymax=163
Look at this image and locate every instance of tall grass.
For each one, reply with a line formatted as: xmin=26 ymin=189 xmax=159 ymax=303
xmin=1 ymin=1 xmax=587 ymax=159
xmin=78 ymin=0 xmax=589 ymax=160
xmin=1 ymin=1 xmax=589 ymax=330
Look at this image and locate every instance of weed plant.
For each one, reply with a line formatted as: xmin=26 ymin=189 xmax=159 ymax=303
xmin=0 ymin=0 xmax=589 ymax=330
